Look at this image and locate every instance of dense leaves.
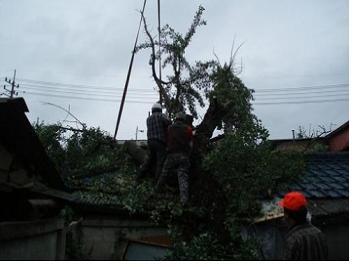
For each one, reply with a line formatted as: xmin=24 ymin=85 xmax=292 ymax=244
xmin=136 ymin=5 xmax=305 ymax=259
xmin=137 ymin=5 xmax=212 ymax=117
xmin=34 ymin=5 xmax=306 ymax=260
xmin=34 ymin=122 xmax=136 ymax=186
xmin=159 ymin=120 xmax=304 ymax=260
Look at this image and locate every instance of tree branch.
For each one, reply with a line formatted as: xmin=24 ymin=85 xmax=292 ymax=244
xmin=141 ymin=12 xmax=172 ymax=109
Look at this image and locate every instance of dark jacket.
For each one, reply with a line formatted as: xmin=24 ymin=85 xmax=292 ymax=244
xmin=146 ymin=112 xmax=171 ymax=144
xmin=167 ymin=120 xmax=193 ymax=154
xmin=284 ymin=222 xmax=328 ymax=260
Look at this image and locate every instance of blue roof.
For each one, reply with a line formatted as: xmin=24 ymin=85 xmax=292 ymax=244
xmin=279 ymin=152 xmax=348 ymax=199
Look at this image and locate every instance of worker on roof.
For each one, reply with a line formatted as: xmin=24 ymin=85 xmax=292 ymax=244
xmin=279 ymin=191 xmax=328 ymax=260
xmin=137 ymin=102 xmax=171 ymax=181
xmin=156 ymin=112 xmax=193 ymax=205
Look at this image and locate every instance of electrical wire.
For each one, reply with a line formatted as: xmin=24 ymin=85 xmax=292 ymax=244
xmin=253 ymin=92 xmax=348 ymax=101
xmin=15 ymin=78 xmax=348 ymax=93
xmin=20 ymin=85 xmax=347 ymax=100
xmin=253 ymin=89 xmax=348 ymax=96
xmin=18 ymin=90 xmax=348 ymax=106
xmin=17 ymin=81 xmax=349 ymax=100
xmin=254 ymin=98 xmax=348 ymax=105
xmin=20 ymin=91 xmax=155 ymax=104
xmin=20 ymin=86 xmax=158 ymax=98
xmin=20 ymin=82 xmax=348 ymax=96
xmin=19 ymin=81 xmax=157 ymax=94
xmin=252 ymin=83 xmax=348 ymax=92
xmin=6 ymin=77 xmax=350 ymax=105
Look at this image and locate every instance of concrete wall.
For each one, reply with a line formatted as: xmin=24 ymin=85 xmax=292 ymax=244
xmin=0 ymin=217 xmax=66 ymax=260
xmin=71 ymin=215 xmax=168 ymax=260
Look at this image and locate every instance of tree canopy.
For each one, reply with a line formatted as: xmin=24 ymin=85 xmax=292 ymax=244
xmin=34 ymin=6 xmax=305 ymax=260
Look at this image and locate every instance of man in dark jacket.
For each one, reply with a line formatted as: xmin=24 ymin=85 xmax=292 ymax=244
xmin=156 ymin=112 xmax=193 ymax=205
xmin=137 ymin=103 xmax=171 ymax=180
xmin=279 ymin=191 xmax=328 ymax=260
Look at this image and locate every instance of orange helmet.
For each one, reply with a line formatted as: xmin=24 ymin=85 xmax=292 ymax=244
xmin=278 ymin=191 xmax=308 ymax=211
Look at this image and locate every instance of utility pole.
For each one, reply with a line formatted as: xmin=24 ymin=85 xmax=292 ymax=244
xmin=113 ymin=0 xmax=147 ymax=140
xmin=3 ymin=69 xmax=19 ymax=98
xmin=157 ymin=0 xmax=163 ymax=103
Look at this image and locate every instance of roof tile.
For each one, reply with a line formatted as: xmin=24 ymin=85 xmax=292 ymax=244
xmin=284 ymin=153 xmax=348 ymax=199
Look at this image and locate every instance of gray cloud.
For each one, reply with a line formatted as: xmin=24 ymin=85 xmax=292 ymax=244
xmin=0 ymin=0 xmax=348 ymax=139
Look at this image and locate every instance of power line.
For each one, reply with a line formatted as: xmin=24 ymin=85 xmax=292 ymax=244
xmin=21 ymin=86 xmax=347 ymax=102
xmin=252 ymin=83 xmax=348 ymax=92
xmin=17 ymin=80 xmax=349 ymax=101
xmin=7 ymin=76 xmax=351 ymax=106
xmin=20 ymin=86 xmax=158 ymax=98
xmin=18 ymin=80 xmax=157 ymax=94
xmin=253 ymin=89 xmax=348 ymax=96
xmin=254 ymin=93 xmax=348 ymax=101
xmin=19 ymin=91 xmax=348 ymax=106
xmin=20 ymin=91 xmax=155 ymax=104
xmin=18 ymin=78 xmax=124 ymax=90
xmin=253 ymin=98 xmax=348 ymax=105
xmin=20 ymin=82 xmax=348 ymax=96
xmin=14 ymin=78 xmax=348 ymax=93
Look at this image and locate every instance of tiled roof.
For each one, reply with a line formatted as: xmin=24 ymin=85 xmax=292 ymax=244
xmin=279 ymin=152 xmax=348 ymax=199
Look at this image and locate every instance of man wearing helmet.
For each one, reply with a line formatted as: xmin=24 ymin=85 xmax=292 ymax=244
xmin=137 ymin=103 xmax=171 ymax=180
xmin=279 ymin=191 xmax=328 ymax=260
xmin=156 ymin=112 xmax=193 ymax=205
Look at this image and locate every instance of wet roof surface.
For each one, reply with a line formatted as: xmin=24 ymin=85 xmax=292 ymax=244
xmin=279 ymin=152 xmax=349 ymax=199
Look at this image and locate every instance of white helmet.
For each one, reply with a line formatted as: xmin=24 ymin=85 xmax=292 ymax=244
xmin=152 ymin=103 xmax=162 ymax=111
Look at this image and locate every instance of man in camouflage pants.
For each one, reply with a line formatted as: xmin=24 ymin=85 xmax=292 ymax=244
xmin=156 ymin=112 xmax=193 ymax=205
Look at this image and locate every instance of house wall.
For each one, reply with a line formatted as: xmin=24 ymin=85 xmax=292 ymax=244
xmin=0 ymin=143 xmax=34 ymax=188
xmin=328 ymin=128 xmax=349 ymax=152
xmin=0 ymin=143 xmax=13 ymax=184
xmin=70 ymin=214 xmax=168 ymax=260
xmin=273 ymin=139 xmax=327 ymax=152
xmin=274 ymin=140 xmax=311 ymax=152
xmin=0 ymin=217 xmax=66 ymax=260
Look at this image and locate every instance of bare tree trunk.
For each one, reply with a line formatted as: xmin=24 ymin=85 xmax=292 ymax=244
xmin=194 ymin=96 xmax=223 ymax=154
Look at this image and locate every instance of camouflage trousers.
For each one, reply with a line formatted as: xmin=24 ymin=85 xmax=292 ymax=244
xmin=157 ymin=152 xmax=190 ymax=205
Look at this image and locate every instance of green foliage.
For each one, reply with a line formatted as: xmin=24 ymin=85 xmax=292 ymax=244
xmin=139 ymin=7 xmax=305 ymax=259
xmin=163 ymin=229 xmax=259 ymax=260
xmin=210 ymin=63 xmax=254 ymax=131
xmin=34 ymin=122 xmax=136 ymax=181
xmin=32 ymin=5 xmax=306 ymax=260
xmin=137 ymin=5 xmax=214 ymax=117
xmin=34 ymin=120 xmax=304 ymax=260
xmin=188 ymin=124 xmax=304 ymax=259
xmin=159 ymin=117 xmax=304 ymax=260
xmin=33 ymin=122 xmax=66 ymax=171
xmin=138 ymin=5 xmax=255 ymax=135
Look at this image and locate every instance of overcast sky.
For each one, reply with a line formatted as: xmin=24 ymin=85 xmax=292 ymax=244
xmin=0 ymin=0 xmax=349 ymax=140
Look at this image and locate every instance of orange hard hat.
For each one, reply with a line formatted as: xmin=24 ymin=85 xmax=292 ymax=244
xmin=278 ymin=191 xmax=308 ymax=211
